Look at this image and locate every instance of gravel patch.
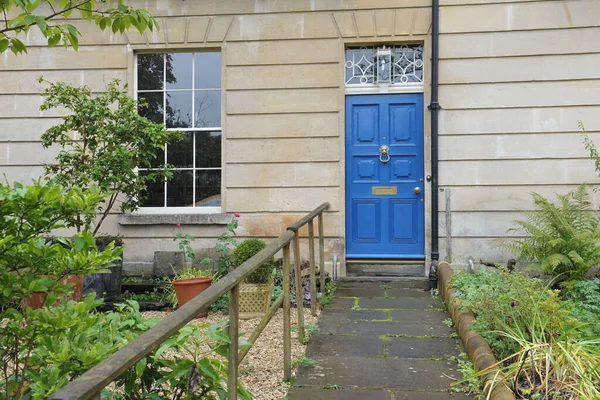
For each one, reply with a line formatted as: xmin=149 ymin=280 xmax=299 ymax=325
xmin=142 ymin=307 xmax=319 ymax=400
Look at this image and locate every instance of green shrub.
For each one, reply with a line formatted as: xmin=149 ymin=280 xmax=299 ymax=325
xmin=502 ymin=184 xmax=600 ymax=289
xmin=450 ymin=265 xmax=600 ymax=397
xmin=563 ymin=278 xmax=600 ymax=338
xmin=231 ymin=238 xmax=275 ymax=284
xmin=450 ymin=268 xmax=571 ymax=359
xmin=0 ymin=181 xmax=122 ymax=399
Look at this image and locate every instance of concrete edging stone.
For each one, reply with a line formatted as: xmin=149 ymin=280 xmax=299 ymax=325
xmin=438 ymin=261 xmax=515 ymax=400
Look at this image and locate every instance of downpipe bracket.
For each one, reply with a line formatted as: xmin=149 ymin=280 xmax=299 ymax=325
xmin=428 ymin=259 xmax=438 ymax=291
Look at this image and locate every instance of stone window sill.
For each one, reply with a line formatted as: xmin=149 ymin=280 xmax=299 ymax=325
xmin=117 ymin=213 xmax=232 ymax=226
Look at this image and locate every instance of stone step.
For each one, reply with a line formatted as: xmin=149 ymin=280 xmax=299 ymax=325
xmin=346 ymin=263 xmax=425 ymax=278
xmin=339 ymin=276 xmax=430 ymax=289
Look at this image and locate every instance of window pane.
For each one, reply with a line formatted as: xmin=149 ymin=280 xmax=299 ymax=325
xmin=139 ymin=171 xmax=165 ymax=207
xmin=167 ymin=170 xmax=193 ymax=207
xmin=137 ymin=53 xmax=164 ymax=90
xmin=195 ymin=132 xmax=221 ymax=168
xmin=194 ymin=90 xmax=221 ymax=128
xmin=195 ymin=170 xmax=221 ymax=207
xmin=166 ymin=53 xmax=193 ymax=89
xmin=195 ymin=52 xmax=221 ymax=89
xmin=167 ymin=133 xmax=193 ymax=168
xmin=138 ymin=91 xmax=164 ymax=124
xmin=166 ymin=91 xmax=193 ymax=128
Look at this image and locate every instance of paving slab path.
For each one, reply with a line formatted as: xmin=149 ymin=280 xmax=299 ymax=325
xmin=287 ymin=280 xmax=473 ymax=400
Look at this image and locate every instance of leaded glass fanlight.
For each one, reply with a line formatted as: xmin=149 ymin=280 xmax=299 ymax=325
xmin=345 ymin=44 xmax=424 ymax=86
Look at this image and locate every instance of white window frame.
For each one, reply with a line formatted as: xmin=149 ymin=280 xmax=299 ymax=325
xmin=134 ymin=51 xmax=222 ymax=215
xmin=344 ymin=44 xmax=425 ymax=95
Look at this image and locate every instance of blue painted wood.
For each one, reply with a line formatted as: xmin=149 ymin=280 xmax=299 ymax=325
xmin=346 ymin=94 xmax=425 ymax=259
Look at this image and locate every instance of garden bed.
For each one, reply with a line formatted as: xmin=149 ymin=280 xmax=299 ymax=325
xmin=440 ymin=261 xmax=600 ymax=399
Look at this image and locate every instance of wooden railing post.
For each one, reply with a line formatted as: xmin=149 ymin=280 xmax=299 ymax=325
xmin=282 ymin=243 xmax=292 ymax=381
xmin=292 ymin=232 xmax=305 ymax=343
xmin=318 ymin=213 xmax=326 ymax=294
xmin=228 ymin=284 xmax=240 ymax=400
xmin=308 ymin=220 xmax=317 ymax=316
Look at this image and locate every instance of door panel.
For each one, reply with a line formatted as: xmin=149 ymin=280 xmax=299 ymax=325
xmin=346 ymin=94 xmax=424 ymax=259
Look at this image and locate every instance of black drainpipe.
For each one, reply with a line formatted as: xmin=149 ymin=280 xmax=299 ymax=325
xmin=428 ymin=0 xmax=441 ymax=291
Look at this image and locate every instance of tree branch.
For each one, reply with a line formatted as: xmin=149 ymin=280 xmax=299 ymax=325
xmin=0 ymin=0 xmax=93 ymax=35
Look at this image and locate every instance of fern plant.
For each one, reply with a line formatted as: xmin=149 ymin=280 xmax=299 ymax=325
xmin=503 ymin=184 xmax=600 ymax=288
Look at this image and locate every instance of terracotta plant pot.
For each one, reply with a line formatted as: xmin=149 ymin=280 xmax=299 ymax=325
xmin=171 ymin=277 xmax=213 ymax=318
xmin=21 ymin=274 xmax=83 ymax=310
xmin=62 ymin=274 xmax=83 ymax=301
xmin=21 ymin=292 xmax=47 ymax=309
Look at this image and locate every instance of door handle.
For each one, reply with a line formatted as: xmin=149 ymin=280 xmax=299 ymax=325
xmin=379 ymin=145 xmax=390 ymax=163
xmin=414 ymin=187 xmax=421 ymax=194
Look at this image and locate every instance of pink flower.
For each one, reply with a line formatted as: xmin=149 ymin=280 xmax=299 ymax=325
xmin=176 ymin=223 xmax=181 ymax=228
xmin=234 ymin=212 xmax=240 ymax=218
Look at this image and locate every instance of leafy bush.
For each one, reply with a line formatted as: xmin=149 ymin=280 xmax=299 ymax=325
xmin=40 ymin=78 xmax=181 ymax=234
xmin=24 ymin=297 xmax=155 ymax=399
xmin=0 ymin=181 xmax=122 ymax=398
xmin=450 ymin=269 xmax=600 ymax=398
xmin=4 ymin=296 xmax=253 ymax=399
xmin=232 ymin=238 xmax=275 ymax=284
xmin=502 ymin=184 xmax=600 ymax=289
xmin=450 ymin=268 xmax=570 ymax=358
xmin=563 ymin=278 xmax=600 ymax=338
xmin=109 ymin=319 xmax=253 ymax=400
xmin=480 ymin=298 xmax=600 ymax=399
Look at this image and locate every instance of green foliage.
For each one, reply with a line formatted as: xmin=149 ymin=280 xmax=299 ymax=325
xmin=502 ymin=184 xmax=600 ymax=288
xmin=563 ymin=278 xmax=600 ymax=338
xmin=450 ymin=352 xmax=482 ymax=396
xmin=174 ymin=232 xmax=196 ymax=263
xmin=480 ymin=302 xmax=600 ymax=399
xmin=271 ymin=284 xmax=283 ymax=305
xmin=232 ymin=238 xmax=276 ymax=284
xmin=120 ymin=287 xmax=166 ymax=303
xmin=292 ymin=324 xmax=320 ymax=344
xmin=24 ymin=298 xmax=157 ymax=399
xmin=450 ymin=268 xmax=569 ymax=359
xmin=198 ymin=215 xmax=240 ymax=278
xmin=0 ymin=181 xmax=122 ymax=398
xmin=318 ymin=281 xmax=337 ymax=307
xmin=208 ymin=293 xmax=230 ymax=314
xmin=109 ymin=320 xmax=253 ymax=400
xmin=450 ymin=269 xmax=600 ymax=398
xmin=581 ymin=121 xmax=600 ymax=183
xmin=292 ymin=356 xmax=316 ymax=367
xmin=40 ymin=78 xmax=182 ymax=235
xmin=0 ymin=1 xmax=157 ymax=55
xmin=0 ymin=181 xmax=122 ymax=306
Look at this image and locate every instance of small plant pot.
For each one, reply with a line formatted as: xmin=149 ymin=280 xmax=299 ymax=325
xmin=171 ymin=277 xmax=213 ymax=318
xmin=21 ymin=292 xmax=47 ymax=309
xmin=21 ymin=274 xmax=84 ymax=310
xmin=239 ymin=282 xmax=274 ymax=320
xmin=63 ymin=274 xmax=83 ymax=301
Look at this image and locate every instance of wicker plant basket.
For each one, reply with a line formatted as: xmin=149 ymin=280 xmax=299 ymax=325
xmin=239 ymin=282 xmax=273 ymax=320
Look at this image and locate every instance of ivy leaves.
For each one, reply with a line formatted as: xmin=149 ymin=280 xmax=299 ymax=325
xmin=0 ymin=0 xmax=158 ymax=55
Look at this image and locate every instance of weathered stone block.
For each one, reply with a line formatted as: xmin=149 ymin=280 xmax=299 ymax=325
xmin=153 ymin=251 xmax=185 ymax=277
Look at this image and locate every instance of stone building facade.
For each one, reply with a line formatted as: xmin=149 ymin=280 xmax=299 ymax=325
xmin=1 ymin=0 xmax=599 ymax=275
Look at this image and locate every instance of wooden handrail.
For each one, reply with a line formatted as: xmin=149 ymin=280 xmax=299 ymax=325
xmin=49 ymin=202 xmax=330 ymax=400
xmin=286 ymin=202 xmax=329 ymax=233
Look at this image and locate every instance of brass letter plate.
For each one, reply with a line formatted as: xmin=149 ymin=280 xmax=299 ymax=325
xmin=372 ymin=186 xmax=397 ymax=195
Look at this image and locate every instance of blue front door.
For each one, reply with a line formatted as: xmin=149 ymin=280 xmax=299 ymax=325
xmin=345 ymin=94 xmax=425 ymax=259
